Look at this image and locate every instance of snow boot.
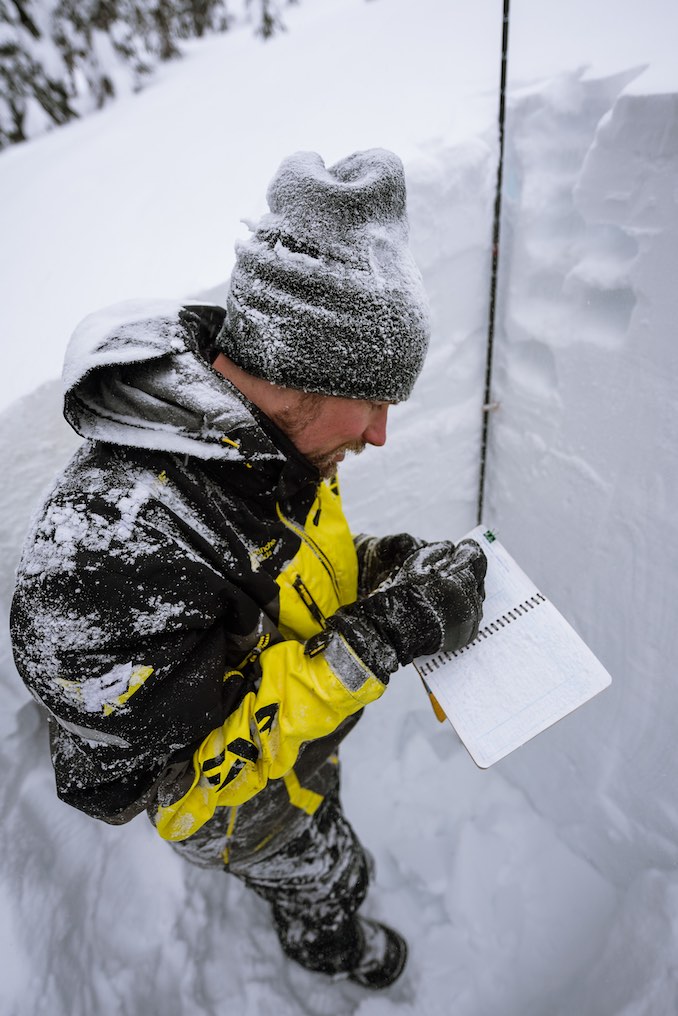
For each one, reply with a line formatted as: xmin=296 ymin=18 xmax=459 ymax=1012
xmin=347 ymin=917 xmax=408 ymax=990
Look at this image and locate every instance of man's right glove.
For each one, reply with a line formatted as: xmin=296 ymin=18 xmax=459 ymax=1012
xmin=311 ymin=539 xmax=487 ymax=682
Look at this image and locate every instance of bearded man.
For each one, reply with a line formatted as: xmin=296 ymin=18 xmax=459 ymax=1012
xmin=11 ymin=149 xmax=486 ymax=989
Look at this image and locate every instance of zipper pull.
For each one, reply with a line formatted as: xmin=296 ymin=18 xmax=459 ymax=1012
xmin=293 ymin=574 xmax=327 ymax=628
xmin=306 ymin=629 xmax=332 ymax=657
xmin=313 ymin=505 xmax=321 ymax=526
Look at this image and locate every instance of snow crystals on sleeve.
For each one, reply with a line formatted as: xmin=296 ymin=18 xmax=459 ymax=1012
xmin=23 ymin=468 xmax=162 ymax=576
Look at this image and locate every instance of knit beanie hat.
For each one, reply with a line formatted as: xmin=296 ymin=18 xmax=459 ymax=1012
xmin=217 ymin=148 xmax=430 ymax=402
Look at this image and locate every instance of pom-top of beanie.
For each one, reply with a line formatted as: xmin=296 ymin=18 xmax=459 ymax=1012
xmin=267 ymin=149 xmax=406 ymax=247
xmin=219 ymin=148 xmax=430 ymax=403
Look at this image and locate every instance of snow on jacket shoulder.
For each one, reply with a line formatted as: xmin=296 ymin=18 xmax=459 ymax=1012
xmin=10 ymin=302 xmax=387 ymax=840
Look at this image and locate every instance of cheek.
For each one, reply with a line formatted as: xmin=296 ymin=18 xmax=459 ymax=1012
xmin=338 ymin=407 xmax=373 ymax=440
xmin=311 ymin=418 xmax=356 ymax=450
xmin=301 ymin=402 xmax=374 ymax=453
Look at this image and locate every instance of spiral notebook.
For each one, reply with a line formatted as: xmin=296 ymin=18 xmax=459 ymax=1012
xmin=414 ymin=526 xmax=612 ymax=768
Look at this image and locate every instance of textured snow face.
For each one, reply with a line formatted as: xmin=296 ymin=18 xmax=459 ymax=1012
xmin=478 ymin=67 xmax=678 ymax=1010
xmin=342 ymin=59 xmax=678 ymax=1016
xmin=487 ymin=66 xmax=678 ymax=876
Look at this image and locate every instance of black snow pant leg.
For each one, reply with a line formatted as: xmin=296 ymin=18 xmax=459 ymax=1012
xmin=167 ymin=752 xmax=371 ymax=975
xmin=236 ymin=774 xmax=370 ymax=975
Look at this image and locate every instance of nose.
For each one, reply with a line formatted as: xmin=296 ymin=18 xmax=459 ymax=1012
xmin=363 ymin=405 xmax=389 ymax=447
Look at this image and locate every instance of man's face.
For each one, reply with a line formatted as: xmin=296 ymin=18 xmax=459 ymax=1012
xmin=210 ymin=353 xmax=391 ymax=479
xmin=275 ymin=394 xmax=391 ymax=479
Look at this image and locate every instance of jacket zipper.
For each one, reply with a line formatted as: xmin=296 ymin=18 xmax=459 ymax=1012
xmin=276 ymin=502 xmax=341 ymax=601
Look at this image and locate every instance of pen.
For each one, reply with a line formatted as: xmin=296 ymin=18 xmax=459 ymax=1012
xmin=419 ymin=674 xmax=447 ymax=723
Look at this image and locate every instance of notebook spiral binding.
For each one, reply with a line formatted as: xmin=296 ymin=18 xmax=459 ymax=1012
xmin=418 ymin=592 xmax=547 ymax=677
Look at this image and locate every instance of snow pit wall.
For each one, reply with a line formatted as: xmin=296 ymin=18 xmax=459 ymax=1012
xmin=485 ymin=69 xmax=678 ymax=888
xmin=345 ymin=70 xmax=678 ymax=1011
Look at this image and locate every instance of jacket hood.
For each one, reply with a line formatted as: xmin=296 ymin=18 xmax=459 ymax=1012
xmin=63 ymin=299 xmax=286 ymax=464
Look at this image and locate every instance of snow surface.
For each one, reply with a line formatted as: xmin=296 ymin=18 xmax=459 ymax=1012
xmin=2 ymin=0 xmax=678 ymax=1013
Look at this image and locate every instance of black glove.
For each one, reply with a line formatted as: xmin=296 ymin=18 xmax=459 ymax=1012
xmin=354 ymin=532 xmax=425 ymax=597
xmin=312 ymin=539 xmax=487 ymax=682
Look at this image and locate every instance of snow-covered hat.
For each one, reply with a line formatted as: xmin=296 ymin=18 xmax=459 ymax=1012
xmin=218 ymin=148 xmax=430 ymax=402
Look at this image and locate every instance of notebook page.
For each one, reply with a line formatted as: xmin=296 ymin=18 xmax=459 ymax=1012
xmin=415 ymin=527 xmax=612 ymax=768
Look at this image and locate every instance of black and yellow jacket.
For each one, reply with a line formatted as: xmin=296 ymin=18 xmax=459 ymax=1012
xmin=10 ymin=301 xmax=388 ymax=841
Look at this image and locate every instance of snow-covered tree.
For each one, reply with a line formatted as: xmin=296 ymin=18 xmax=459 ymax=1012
xmin=0 ymin=0 xmax=287 ymax=150
xmin=246 ymin=0 xmax=283 ymax=40
xmin=1 ymin=0 xmax=76 ymax=146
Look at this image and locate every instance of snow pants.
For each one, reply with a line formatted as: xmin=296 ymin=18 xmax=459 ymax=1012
xmin=168 ymin=718 xmax=371 ymax=974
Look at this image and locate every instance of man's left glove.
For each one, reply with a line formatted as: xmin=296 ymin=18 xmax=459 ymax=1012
xmin=354 ymin=532 xmax=425 ymax=597
xmin=310 ymin=539 xmax=487 ymax=682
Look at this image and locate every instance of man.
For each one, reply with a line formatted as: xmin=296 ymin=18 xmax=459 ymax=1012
xmin=11 ymin=149 xmax=486 ymax=989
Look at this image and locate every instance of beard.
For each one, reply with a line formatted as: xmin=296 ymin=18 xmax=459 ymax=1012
xmin=307 ymin=440 xmax=366 ymax=480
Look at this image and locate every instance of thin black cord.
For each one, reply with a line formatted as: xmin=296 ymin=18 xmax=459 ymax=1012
xmin=477 ymin=0 xmax=510 ymax=526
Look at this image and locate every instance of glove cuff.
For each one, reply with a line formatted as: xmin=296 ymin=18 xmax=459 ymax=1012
xmin=321 ymin=584 xmax=444 ymax=680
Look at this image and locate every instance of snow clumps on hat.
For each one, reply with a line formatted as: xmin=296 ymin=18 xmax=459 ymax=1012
xmin=218 ymin=148 xmax=431 ymax=402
